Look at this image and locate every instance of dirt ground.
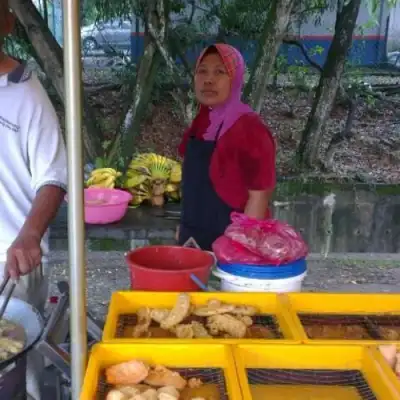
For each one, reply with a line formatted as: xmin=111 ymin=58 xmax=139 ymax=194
xmin=76 ymin=68 xmax=400 ymax=184
xmin=48 ymin=250 xmax=400 ymax=321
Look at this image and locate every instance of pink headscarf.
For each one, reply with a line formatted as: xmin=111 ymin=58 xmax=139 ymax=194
xmin=196 ymin=43 xmax=254 ymax=141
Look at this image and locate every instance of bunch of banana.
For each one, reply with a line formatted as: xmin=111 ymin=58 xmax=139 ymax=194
xmin=123 ymin=171 xmax=149 ymax=189
xmin=128 ymin=182 xmax=151 ymax=207
xmin=165 ymin=183 xmax=180 ymax=202
xmin=147 ymin=153 xmax=172 ymax=181
xmin=86 ymin=168 xmax=122 ymax=189
xmin=169 ymin=162 xmax=182 ymax=184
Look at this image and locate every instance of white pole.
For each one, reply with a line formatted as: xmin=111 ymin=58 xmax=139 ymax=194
xmin=62 ymin=0 xmax=87 ymax=397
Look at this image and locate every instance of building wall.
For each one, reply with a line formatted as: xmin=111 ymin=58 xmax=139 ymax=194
xmin=130 ymin=0 xmax=390 ymax=67
xmin=388 ymin=3 xmax=400 ymax=51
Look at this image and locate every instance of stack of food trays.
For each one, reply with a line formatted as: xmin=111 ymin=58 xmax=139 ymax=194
xmin=81 ymin=292 xmax=400 ymax=399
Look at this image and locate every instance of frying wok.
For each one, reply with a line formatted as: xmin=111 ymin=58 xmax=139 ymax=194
xmin=0 ymin=296 xmax=44 ymax=369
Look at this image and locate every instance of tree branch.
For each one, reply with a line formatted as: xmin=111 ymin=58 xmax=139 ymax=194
xmin=283 ymin=37 xmax=323 ymax=72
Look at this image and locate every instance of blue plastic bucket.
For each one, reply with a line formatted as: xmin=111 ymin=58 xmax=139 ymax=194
xmin=217 ymin=258 xmax=307 ymax=279
xmin=212 ymin=258 xmax=307 ymax=292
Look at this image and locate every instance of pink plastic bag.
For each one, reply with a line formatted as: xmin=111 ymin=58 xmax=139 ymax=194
xmin=212 ymin=235 xmax=267 ymax=265
xmin=219 ymin=212 xmax=308 ymax=265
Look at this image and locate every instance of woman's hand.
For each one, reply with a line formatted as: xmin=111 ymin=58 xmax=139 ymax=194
xmin=244 ymin=189 xmax=272 ymax=219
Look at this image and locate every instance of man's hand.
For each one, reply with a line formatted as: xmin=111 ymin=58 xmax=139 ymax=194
xmin=6 ymin=233 xmax=42 ymax=279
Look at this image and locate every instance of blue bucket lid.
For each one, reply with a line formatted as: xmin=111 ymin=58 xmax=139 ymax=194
xmin=217 ymin=258 xmax=307 ymax=279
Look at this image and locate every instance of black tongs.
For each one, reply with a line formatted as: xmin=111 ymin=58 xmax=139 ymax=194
xmin=0 ymin=275 xmax=16 ymax=320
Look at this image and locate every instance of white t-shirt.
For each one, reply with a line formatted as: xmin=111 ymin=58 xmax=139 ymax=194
xmin=0 ymin=62 xmax=67 ymax=262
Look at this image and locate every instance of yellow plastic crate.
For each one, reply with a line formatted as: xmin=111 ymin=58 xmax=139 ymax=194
xmin=285 ymin=293 xmax=400 ymax=345
xmin=81 ymin=343 xmax=242 ymax=400
xmin=370 ymin=345 xmax=400 ymax=396
xmin=102 ymin=291 xmax=302 ymax=343
xmin=233 ymin=344 xmax=400 ymax=400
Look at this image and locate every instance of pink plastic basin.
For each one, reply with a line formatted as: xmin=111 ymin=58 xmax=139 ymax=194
xmin=66 ymin=188 xmax=132 ymax=224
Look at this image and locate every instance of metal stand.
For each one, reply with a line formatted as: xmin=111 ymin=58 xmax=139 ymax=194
xmin=36 ymin=281 xmax=103 ymax=399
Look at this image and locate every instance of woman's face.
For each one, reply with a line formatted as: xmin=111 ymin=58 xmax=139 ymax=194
xmin=194 ymin=52 xmax=231 ymax=107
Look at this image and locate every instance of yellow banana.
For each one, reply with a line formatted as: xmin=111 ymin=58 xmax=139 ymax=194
xmin=86 ymin=175 xmax=107 ymax=186
xmin=90 ymin=168 xmax=120 ymax=177
xmin=89 ymin=175 xmax=115 ymax=189
xmin=124 ymin=173 xmax=148 ymax=188
xmin=169 ymin=162 xmax=182 ymax=183
xmin=165 ymin=183 xmax=179 ymax=193
xmin=168 ymin=191 xmax=180 ymax=201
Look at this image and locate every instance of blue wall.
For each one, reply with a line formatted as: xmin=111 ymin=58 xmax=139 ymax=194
xmin=130 ymin=34 xmax=387 ymax=68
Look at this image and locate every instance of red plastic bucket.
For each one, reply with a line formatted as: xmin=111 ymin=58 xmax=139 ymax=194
xmin=126 ymin=245 xmax=215 ymax=291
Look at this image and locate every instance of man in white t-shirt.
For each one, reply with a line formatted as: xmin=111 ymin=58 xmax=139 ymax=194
xmin=1 ymin=2 xmax=67 ymax=399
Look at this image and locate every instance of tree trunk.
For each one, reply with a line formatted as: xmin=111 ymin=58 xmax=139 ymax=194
xmin=10 ymin=0 xmax=103 ymax=161
xmin=108 ymin=35 xmax=161 ymax=169
xmin=107 ymin=0 xmax=164 ymax=170
xmin=146 ymin=0 xmax=195 ymax=125
xmin=244 ymin=0 xmax=295 ymax=112
xmin=296 ymin=0 xmax=362 ymax=168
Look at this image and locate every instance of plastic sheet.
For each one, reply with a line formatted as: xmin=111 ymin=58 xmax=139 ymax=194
xmin=213 ymin=213 xmax=308 ymax=265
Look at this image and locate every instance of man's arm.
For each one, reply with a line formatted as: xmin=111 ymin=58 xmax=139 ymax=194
xmin=6 ymin=78 xmax=67 ymax=278
xmin=19 ymin=185 xmax=65 ymax=241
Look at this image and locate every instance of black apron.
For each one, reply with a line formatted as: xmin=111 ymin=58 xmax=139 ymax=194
xmin=179 ymin=125 xmax=234 ymax=250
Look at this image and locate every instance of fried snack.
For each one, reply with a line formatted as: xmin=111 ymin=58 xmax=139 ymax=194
xmin=106 ymin=360 xmax=150 ymax=385
xmin=305 ymin=324 xmax=371 ymax=339
xmin=106 ymin=389 xmax=126 ymax=400
xmin=181 ymin=384 xmax=220 ymax=400
xmin=379 ymin=344 xmax=397 ymax=369
xmin=174 ymin=324 xmax=194 ymax=339
xmin=192 ymin=299 xmax=235 ymax=317
xmin=150 ymin=309 xmax=170 ymax=324
xmin=140 ymin=388 xmax=158 ymax=400
xmin=230 ymin=305 xmax=258 ymax=316
xmin=188 ymin=378 xmax=203 ymax=388
xmin=157 ymin=386 xmax=180 ymax=400
xmin=115 ymin=385 xmax=141 ymax=397
xmin=395 ymin=354 xmax=400 ymax=378
xmin=133 ymin=307 xmax=152 ymax=338
xmin=246 ymin=325 xmax=276 ymax=339
xmin=207 ymin=314 xmax=247 ymax=338
xmin=144 ymin=365 xmax=187 ymax=389
xmin=160 ymin=293 xmax=191 ymax=330
xmin=236 ymin=315 xmax=253 ymax=327
xmin=191 ymin=321 xmax=212 ymax=338
xmin=378 ymin=327 xmax=400 ymax=341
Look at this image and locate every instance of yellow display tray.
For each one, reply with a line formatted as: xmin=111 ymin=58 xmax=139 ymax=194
xmin=370 ymin=345 xmax=400 ymax=396
xmin=102 ymin=291 xmax=302 ymax=343
xmin=285 ymin=293 xmax=400 ymax=345
xmin=233 ymin=344 xmax=400 ymax=400
xmin=80 ymin=343 xmax=242 ymax=400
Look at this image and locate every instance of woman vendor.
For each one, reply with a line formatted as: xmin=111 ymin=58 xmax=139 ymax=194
xmin=178 ymin=43 xmax=276 ymax=250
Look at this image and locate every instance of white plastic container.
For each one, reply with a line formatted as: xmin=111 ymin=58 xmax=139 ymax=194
xmin=212 ymin=267 xmax=306 ymax=293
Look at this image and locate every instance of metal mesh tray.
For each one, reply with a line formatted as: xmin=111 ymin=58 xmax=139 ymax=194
xmin=285 ymin=293 xmax=400 ymax=343
xmin=247 ymin=368 xmax=376 ymax=399
xmin=96 ymin=367 xmax=228 ymax=400
xmin=103 ymin=292 xmax=301 ymax=343
xmin=116 ymin=313 xmax=283 ymax=340
xmin=234 ymin=344 xmax=400 ymax=400
xmin=80 ymin=343 xmax=241 ymax=400
xmin=299 ymin=313 xmax=400 ymax=341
